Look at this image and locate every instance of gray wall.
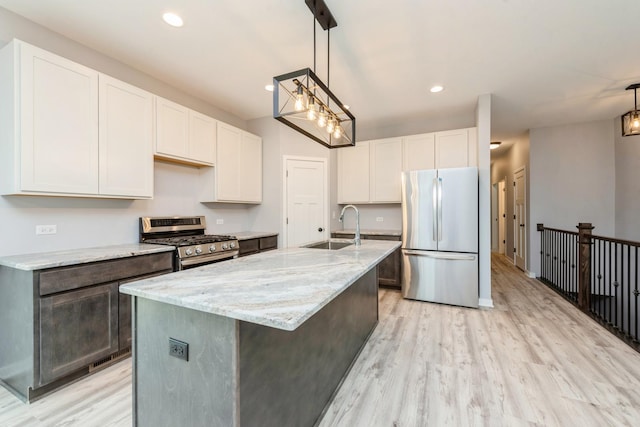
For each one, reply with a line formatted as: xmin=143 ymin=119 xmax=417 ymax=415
xmin=614 ymin=125 xmax=640 ymax=241
xmin=529 ymin=119 xmax=615 ymax=276
xmin=490 ymin=132 xmax=530 ymax=268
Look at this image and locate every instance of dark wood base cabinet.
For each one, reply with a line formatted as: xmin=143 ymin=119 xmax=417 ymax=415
xmin=238 ymin=235 xmax=278 ymax=257
xmin=332 ymin=233 xmax=402 ymax=289
xmin=0 ymin=252 xmax=173 ymax=402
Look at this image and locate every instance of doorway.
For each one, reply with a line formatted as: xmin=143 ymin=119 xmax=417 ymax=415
xmin=491 ymin=178 xmax=506 ymax=255
xmin=283 ymin=156 xmax=328 ymax=247
xmin=514 ymin=167 xmax=526 ymax=270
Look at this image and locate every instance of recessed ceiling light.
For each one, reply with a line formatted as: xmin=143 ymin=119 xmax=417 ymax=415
xmin=430 ymin=85 xmax=444 ymax=93
xmin=265 ymin=84 xmax=274 ymax=92
xmin=162 ymin=12 xmax=183 ymax=27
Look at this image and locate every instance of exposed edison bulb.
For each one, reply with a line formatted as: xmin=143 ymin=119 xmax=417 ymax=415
xmin=294 ymin=85 xmax=305 ymax=112
xmin=633 ymin=113 xmax=640 ymax=128
xmin=307 ymin=97 xmax=317 ymax=120
xmin=327 ymin=117 xmax=336 ymax=133
xmin=333 ymin=126 xmax=342 ymax=139
xmin=317 ymin=107 xmax=327 ymax=127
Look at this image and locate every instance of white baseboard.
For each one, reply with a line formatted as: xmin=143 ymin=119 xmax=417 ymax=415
xmin=478 ymin=298 xmax=494 ymax=308
xmin=526 ymin=270 xmax=536 ymax=278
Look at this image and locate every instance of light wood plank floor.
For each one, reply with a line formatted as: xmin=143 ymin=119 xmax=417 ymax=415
xmin=3 ymin=254 xmax=640 ymax=426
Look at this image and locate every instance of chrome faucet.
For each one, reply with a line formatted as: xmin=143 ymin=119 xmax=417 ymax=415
xmin=339 ymin=205 xmax=361 ymax=246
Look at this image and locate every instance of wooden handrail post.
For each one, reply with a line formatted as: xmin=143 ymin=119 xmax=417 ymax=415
xmin=577 ymin=223 xmax=594 ymax=312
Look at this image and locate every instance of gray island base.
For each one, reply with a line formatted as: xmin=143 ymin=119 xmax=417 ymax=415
xmin=121 ymin=241 xmax=400 ymax=427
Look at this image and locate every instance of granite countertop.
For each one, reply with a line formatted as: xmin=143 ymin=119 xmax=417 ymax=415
xmin=121 ymin=239 xmax=400 ymax=332
xmin=0 ymin=244 xmax=175 ymax=271
xmin=332 ymin=229 xmax=402 ymax=236
xmin=230 ymin=231 xmax=278 ymax=240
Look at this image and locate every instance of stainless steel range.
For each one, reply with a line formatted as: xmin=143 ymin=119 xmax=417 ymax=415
xmin=139 ymin=216 xmax=239 ymax=270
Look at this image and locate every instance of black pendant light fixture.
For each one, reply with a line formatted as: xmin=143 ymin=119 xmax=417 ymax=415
xmin=621 ymin=83 xmax=640 ymax=137
xmin=273 ymin=0 xmax=356 ymax=148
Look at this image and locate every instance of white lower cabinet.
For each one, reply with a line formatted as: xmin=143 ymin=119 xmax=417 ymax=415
xmin=200 ymin=123 xmax=262 ymax=203
xmin=0 ymin=39 xmax=153 ymax=199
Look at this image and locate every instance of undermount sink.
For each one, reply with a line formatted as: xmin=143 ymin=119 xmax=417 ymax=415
xmin=304 ymin=240 xmax=353 ymax=250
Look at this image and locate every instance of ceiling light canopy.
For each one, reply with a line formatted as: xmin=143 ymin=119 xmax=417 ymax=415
xmin=162 ymin=12 xmax=183 ymax=27
xmin=490 ymin=141 xmax=502 ymax=150
xmin=273 ymin=0 xmax=355 ymax=148
xmin=622 ymin=83 xmax=640 ymax=137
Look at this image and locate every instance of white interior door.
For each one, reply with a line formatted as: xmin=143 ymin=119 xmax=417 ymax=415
xmin=285 ymin=157 xmax=327 ymax=247
xmin=498 ymin=179 xmax=506 ymax=255
xmin=514 ymin=168 xmax=526 ymax=270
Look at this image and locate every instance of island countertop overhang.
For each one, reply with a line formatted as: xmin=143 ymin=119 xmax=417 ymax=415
xmin=120 ymin=240 xmax=400 ymax=331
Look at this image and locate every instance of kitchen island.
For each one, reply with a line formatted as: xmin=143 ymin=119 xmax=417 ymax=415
xmin=120 ymin=239 xmax=400 ymax=427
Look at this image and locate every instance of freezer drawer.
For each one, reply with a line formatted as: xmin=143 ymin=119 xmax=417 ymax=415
xmin=401 ymin=249 xmax=478 ymax=308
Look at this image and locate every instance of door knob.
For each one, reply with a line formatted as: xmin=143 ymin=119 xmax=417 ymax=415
xmin=318 ymin=227 xmax=324 ymax=232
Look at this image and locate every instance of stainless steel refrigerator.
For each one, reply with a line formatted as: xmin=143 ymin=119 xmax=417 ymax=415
xmin=401 ymin=167 xmax=479 ymax=308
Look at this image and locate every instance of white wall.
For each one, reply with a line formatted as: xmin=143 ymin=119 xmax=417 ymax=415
xmin=476 ymin=94 xmax=493 ymax=308
xmin=0 ymin=162 xmax=256 ymax=257
xmin=529 ymin=120 xmax=615 ymax=276
xmin=614 ymin=121 xmax=640 ymax=241
xmin=0 ymin=7 xmax=256 ymax=257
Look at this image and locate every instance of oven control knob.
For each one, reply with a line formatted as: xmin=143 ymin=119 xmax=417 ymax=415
xmin=209 ymin=244 xmax=216 ymax=253
xmin=230 ymin=242 xmax=236 ymax=249
xmin=185 ymin=248 xmax=193 ymax=256
xmin=195 ymin=246 xmax=202 ymax=255
xmin=222 ymin=243 xmax=228 ymax=250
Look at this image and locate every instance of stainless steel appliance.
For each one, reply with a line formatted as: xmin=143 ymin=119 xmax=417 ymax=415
xmin=139 ymin=216 xmax=239 ymax=270
xmin=401 ymin=167 xmax=479 ymax=308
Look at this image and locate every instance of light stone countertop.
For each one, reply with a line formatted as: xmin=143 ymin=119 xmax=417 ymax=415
xmin=120 ymin=239 xmax=400 ymax=331
xmin=332 ymin=229 xmax=402 ymax=236
xmin=229 ymin=231 xmax=278 ymax=240
xmin=0 ymin=244 xmax=175 ymax=271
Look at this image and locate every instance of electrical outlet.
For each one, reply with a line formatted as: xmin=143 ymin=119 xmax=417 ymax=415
xmin=169 ymin=338 xmax=189 ymax=361
xmin=36 ymin=225 xmax=57 ymax=235
xmin=376 ymin=217 xmax=384 ymax=222
xmin=332 ymin=211 xmax=336 ymax=219
xmin=216 ymin=219 xmax=224 ymax=225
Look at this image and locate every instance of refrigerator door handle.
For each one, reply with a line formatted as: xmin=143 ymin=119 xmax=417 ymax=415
xmin=432 ymin=178 xmax=438 ymax=241
xmin=437 ymin=177 xmax=443 ymax=241
xmin=403 ymin=250 xmax=476 ymax=261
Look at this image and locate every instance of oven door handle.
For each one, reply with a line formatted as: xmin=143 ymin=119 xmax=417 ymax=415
xmin=179 ymin=250 xmax=238 ymax=267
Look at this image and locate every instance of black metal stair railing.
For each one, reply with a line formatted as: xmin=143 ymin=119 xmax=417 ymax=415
xmin=538 ymin=223 xmax=640 ymax=351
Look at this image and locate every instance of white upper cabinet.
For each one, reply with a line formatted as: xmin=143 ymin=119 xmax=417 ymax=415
xmin=337 ymin=142 xmax=370 ymax=204
xmin=337 ymin=138 xmax=402 ymax=204
xmin=402 ymin=133 xmax=435 ymax=171
xmin=4 ymin=40 xmax=100 ymax=195
xmin=154 ymin=96 xmax=216 ymax=167
xmin=200 ymin=122 xmax=262 ymax=204
xmin=370 ymin=138 xmax=403 ymax=203
xmin=0 ymin=39 xmax=153 ymax=199
xmin=99 ymin=74 xmax=154 ymax=198
xmin=403 ymin=128 xmax=477 ymax=171
xmin=338 ymin=127 xmax=478 ymax=204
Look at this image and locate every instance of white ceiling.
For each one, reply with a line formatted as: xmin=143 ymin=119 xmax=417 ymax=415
xmin=1 ymin=0 xmax=639 ymax=144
